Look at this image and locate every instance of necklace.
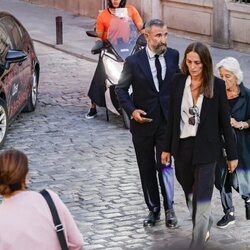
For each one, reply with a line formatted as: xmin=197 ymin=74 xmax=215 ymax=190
xmin=190 ymin=80 xmax=202 ymax=91
xmin=190 ymin=85 xmax=200 ymax=92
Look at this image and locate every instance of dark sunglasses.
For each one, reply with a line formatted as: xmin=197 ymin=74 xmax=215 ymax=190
xmin=188 ymin=106 xmax=200 ymax=126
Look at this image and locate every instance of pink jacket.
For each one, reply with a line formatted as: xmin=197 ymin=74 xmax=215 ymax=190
xmin=0 ymin=190 xmax=83 ymax=250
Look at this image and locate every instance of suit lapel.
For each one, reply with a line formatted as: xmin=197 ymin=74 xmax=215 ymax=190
xmin=176 ymin=76 xmax=186 ymax=117
xmin=232 ymin=84 xmax=245 ymax=115
xmin=199 ymin=97 xmax=210 ymax=126
xmin=138 ymin=49 xmax=157 ymax=92
xmin=232 ymin=96 xmax=244 ymax=115
xmin=163 ymin=52 xmax=168 ymax=82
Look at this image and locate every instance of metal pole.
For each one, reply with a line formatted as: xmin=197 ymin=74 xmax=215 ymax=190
xmin=56 ymin=16 xmax=63 ymax=45
xmin=103 ymin=0 xmax=107 ymax=9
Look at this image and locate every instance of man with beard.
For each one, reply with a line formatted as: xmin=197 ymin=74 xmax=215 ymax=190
xmin=115 ymin=19 xmax=180 ymax=228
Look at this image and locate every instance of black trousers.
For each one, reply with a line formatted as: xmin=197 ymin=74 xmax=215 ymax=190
xmin=88 ymin=56 xmax=106 ymax=107
xmin=215 ymin=156 xmax=250 ymax=214
xmin=174 ymin=137 xmax=216 ymax=249
xmin=132 ymin=122 xmax=174 ymax=213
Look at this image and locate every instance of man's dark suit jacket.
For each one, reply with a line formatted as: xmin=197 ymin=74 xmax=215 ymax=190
xmin=165 ymin=73 xmax=238 ymax=164
xmin=115 ymin=47 xmax=179 ymax=136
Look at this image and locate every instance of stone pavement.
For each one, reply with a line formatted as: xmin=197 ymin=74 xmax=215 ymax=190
xmin=0 ymin=1 xmax=250 ymax=250
xmin=4 ymin=41 xmax=249 ymax=250
xmin=0 ymin=0 xmax=250 ymax=85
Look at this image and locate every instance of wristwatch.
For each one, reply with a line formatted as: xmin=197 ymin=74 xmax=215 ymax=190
xmin=239 ymin=121 xmax=244 ymax=130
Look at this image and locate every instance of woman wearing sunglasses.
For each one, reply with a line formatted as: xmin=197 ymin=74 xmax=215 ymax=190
xmin=161 ymin=42 xmax=238 ymax=249
xmin=214 ymin=57 xmax=250 ymax=229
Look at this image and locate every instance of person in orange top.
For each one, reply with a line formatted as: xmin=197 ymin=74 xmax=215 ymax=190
xmin=96 ymin=2 xmax=143 ymax=41
xmin=85 ymin=0 xmax=143 ymax=119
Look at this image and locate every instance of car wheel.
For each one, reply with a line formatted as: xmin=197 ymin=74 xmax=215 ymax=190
xmin=0 ymin=98 xmax=8 ymax=148
xmin=23 ymin=70 xmax=38 ymax=112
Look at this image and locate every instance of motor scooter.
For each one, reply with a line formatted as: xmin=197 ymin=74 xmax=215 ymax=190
xmin=86 ymin=8 xmax=146 ymax=129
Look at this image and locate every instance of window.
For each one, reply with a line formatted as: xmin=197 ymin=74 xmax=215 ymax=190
xmin=1 ymin=16 xmax=22 ymax=50
xmin=0 ymin=24 xmax=11 ymax=63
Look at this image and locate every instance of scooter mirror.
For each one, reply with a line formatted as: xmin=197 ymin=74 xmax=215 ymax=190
xmin=86 ymin=30 xmax=98 ymax=38
xmin=91 ymin=40 xmax=105 ymax=55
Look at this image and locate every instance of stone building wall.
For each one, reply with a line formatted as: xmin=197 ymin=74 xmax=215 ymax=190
xmin=21 ymin=0 xmax=250 ymax=50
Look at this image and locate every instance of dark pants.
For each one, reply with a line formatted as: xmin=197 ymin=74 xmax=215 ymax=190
xmin=88 ymin=56 xmax=106 ymax=107
xmin=132 ymin=122 xmax=174 ymax=213
xmin=215 ymin=156 xmax=250 ymax=214
xmin=174 ymin=137 xmax=215 ymax=249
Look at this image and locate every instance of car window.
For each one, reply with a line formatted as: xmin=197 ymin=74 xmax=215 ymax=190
xmin=0 ymin=24 xmax=12 ymax=63
xmin=1 ymin=16 xmax=22 ymax=50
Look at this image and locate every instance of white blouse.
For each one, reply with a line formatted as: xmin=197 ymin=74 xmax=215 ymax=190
xmin=180 ymin=75 xmax=204 ymax=138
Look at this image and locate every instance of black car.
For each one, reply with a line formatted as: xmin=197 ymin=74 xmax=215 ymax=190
xmin=0 ymin=12 xmax=40 ymax=147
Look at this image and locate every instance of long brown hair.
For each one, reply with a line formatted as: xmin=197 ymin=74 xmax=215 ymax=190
xmin=181 ymin=42 xmax=214 ymax=98
xmin=0 ymin=149 xmax=28 ymax=196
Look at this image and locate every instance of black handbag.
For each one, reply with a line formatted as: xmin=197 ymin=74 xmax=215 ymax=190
xmin=40 ymin=189 xmax=69 ymax=250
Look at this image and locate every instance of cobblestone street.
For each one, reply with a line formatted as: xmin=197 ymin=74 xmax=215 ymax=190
xmin=1 ymin=42 xmax=249 ymax=250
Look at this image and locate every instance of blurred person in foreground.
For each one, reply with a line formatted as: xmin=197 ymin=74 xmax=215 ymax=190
xmin=116 ymin=19 xmax=179 ymax=228
xmin=85 ymin=0 xmax=143 ymax=119
xmin=215 ymin=57 xmax=250 ymax=229
xmin=161 ymin=42 xmax=238 ymax=249
xmin=0 ymin=149 xmax=83 ymax=250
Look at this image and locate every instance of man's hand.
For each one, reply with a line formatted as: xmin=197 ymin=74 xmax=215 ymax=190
xmin=131 ymin=109 xmax=147 ymax=123
xmin=161 ymin=151 xmax=171 ymax=165
xmin=227 ymin=159 xmax=238 ymax=173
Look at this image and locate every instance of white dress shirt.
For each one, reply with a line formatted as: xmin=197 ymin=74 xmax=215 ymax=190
xmin=180 ymin=75 xmax=204 ymax=138
xmin=146 ymin=46 xmax=166 ymax=92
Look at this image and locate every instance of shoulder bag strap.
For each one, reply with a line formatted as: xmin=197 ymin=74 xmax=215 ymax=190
xmin=40 ymin=189 xmax=69 ymax=250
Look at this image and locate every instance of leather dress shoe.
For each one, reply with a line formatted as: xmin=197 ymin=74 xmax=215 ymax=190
xmin=165 ymin=209 xmax=178 ymax=228
xmin=143 ymin=211 xmax=160 ymax=227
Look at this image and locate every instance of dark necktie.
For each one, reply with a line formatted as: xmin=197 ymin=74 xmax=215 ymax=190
xmin=155 ymin=54 xmax=163 ymax=90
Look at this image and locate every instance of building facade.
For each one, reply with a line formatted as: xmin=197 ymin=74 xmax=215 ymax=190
xmin=22 ymin=0 xmax=250 ymax=51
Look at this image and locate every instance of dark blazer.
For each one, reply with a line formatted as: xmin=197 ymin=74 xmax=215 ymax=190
xmin=115 ymin=47 xmax=179 ymax=136
xmin=165 ymin=73 xmax=238 ymax=164
xmin=229 ymin=83 xmax=250 ymax=194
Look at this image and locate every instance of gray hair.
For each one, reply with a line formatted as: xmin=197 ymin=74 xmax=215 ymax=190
xmin=144 ymin=19 xmax=166 ymax=33
xmin=216 ymin=57 xmax=243 ymax=85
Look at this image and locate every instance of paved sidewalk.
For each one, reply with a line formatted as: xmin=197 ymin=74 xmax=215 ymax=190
xmin=1 ymin=0 xmax=250 ymax=85
xmin=1 ymin=1 xmax=250 ymax=250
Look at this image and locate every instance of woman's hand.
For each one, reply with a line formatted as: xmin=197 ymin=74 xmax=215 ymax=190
xmin=161 ymin=151 xmax=171 ymax=165
xmin=230 ymin=118 xmax=242 ymax=129
xmin=227 ymin=159 xmax=238 ymax=173
xmin=230 ymin=118 xmax=249 ymax=130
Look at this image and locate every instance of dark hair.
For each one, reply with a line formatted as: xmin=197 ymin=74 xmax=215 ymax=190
xmin=181 ymin=42 xmax=214 ymax=98
xmin=0 ymin=149 xmax=28 ymax=196
xmin=144 ymin=19 xmax=166 ymax=33
xmin=108 ymin=0 xmax=127 ymax=8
